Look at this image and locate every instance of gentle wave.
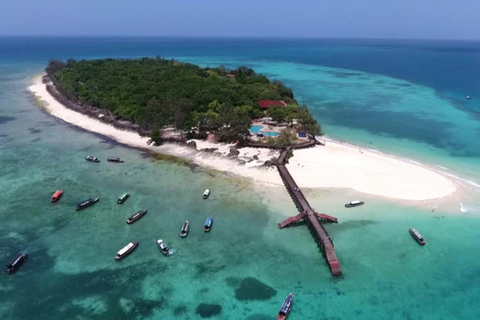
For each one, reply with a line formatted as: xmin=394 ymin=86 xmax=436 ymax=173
xmin=441 ymin=172 xmax=480 ymax=188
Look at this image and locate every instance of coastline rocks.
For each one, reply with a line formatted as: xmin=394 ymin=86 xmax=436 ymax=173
xmin=201 ymin=148 xmax=218 ymax=153
xmin=253 ymin=155 xmax=259 ymax=160
xmin=228 ymin=147 xmax=240 ymax=158
xmin=262 ymin=160 xmax=274 ymax=167
xmin=189 ymin=163 xmax=200 ymax=171
xmin=262 ymin=157 xmax=278 ymax=167
xmin=186 ymin=140 xmax=197 ymax=149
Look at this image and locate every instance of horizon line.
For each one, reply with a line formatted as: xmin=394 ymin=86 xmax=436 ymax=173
xmin=1 ymin=34 xmax=480 ymax=42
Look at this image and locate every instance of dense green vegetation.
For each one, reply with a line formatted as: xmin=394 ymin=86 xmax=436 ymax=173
xmin=46 ymin=57 xmax=321 ymax=142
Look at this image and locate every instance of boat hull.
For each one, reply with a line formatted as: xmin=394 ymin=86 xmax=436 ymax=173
xmin=409 ymin=228 xmax=426 ymax=245
xmin=126 ymin=210 xmax=147 ymax=224
xmin=117 ymin=193 xmax=129 ymax=204
xmin=76 ymin=198 xmax=100 ymax=211
xmin=204 ymin=217 xmax=213 ymax=232
xmin=156 ymin=240 xmax=170 ymax=256
xmin=277 ymin=293 xmax=293 ymax=320
xmin=6 ymin=253 xmax=27 ymax=274
xmin=51 ymin=190 xmax=63 ymax=203
xmin=180 ymin=221 xmax=190 ymax=238
xmin=345 ymin=201 xmax=364 ymax=208
xmin=107 ymin=158 xmax=124 ymax=163
xmin=203 ymin=189 xmax=210 ymax=199
xmin=115 ymin=242 xmax=139 ymax=260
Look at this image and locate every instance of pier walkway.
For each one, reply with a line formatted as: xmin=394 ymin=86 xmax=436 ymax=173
xmin=276 ymin=149 xmax=342 ymax=277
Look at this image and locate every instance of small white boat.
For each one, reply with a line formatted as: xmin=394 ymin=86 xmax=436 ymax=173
xmin=85 ymin=155 xmax=100 ymax=163
xmin=409 ymin=228 xmax=426 ymax=245
xmin=107 ymin=157 xmax=124 ymax=163
xmin=180 ymin=221 xmax=190 ymax=238
xmin=345 ymin=200 xmax=364 ymax=208
xmin=465 ymin=95 xmax=471 ymax=100
xmin=203 ymin=189 xmax=210 ymax=199
xmin=156 ymin=239 xmax=170 ymax=256
xmin=115 ymin=242 xmax=139 ymax=260
xmin=117 ymin=193 xmax=129 ymax=204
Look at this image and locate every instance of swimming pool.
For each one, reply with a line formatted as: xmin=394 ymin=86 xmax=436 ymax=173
xmin=249 ymin=125 xmax=264 ymax=134
xmin=263 ymin=131 xmax=280 ymax=137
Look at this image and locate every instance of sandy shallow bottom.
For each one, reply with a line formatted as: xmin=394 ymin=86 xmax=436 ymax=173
xmin=30 ymin=76 xmax=458 ymax=203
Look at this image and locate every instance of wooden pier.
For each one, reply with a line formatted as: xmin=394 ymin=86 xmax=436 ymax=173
xmin=276 ymin=149 xmax=342 ymax=277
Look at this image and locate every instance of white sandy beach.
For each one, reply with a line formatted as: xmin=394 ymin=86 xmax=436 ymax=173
xmin=29 ymin=75 xmax=457 ymax=201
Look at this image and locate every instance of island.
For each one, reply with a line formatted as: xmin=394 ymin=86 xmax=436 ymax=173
xmin=45 ymin=57 xmax=321 ymax=146
xmin=30 ymin=58 xmax=456 ymax=204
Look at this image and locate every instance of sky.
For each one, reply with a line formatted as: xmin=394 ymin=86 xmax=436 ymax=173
xmin=0 ymin=0 xmax=479 ymax=39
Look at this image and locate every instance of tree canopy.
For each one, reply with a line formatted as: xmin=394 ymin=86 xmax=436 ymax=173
xmin=46 ymin=57 xmax=321 ymax=142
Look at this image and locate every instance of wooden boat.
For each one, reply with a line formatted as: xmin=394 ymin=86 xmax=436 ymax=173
xmin=76 ymin=198 xmax=100 ymax=211
xmin=107 ymin=157 xmax=124 ymax=163
xmin=180 ymin=220 xmax=190 ymax=238
xmin=115 ymin=242 xmax=139 ymax=260
xmin=345 ymin=200 xmax=364 ymax=208
xmin=203 ymin=189 xmax=210 ymax=199
xmin=156 ymin=239 xmax=170 ymax=256
xmin=117 ymin=193 xmax=129 ymax=204
xmin=277 ymin=293 xmax=293 ymax=320
xmin=126 ymin=210 xmax=147 ymax=224
xmin=409 ymin=228 xmax=426 ymax=245
xmin=204 ymin=216 xmax=213 ymax=232
xmin=85 ymin=156 xmax=100 ymax=163
xmin=6 ymin=252 xmax=27 ymax=274
xmin=51 ymin=190 xmax=63 ymax=203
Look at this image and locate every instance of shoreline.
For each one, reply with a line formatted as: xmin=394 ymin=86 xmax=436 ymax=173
xmin=29 ymin=74 xmax=458 ymax=202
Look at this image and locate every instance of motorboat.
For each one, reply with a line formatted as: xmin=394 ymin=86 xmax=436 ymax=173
xmin=115 ymin=242 xmax=139 ymax=260
xmin=345 ymin=200 xmax=364 ymax=208
xmin=466 ymin=95 xmax=471 ymax=100
xmin=51 ymin=190 xmax=63 ymax=203
xmin=107 ymin=157 xmax=124 ymax=163
xmin=156 ymin=239 xmax=170 ymax=256
xmin=202 ymin=189 xmax=210 ymax=199
xmin=409 ymin=228 xmax=426 ymax=245
xmin=180 ymin=220 xmax=190 ymax=238
xmin=126 ymin=210 xmax=147 ymax=224
xmin=85 ymin=156 xmax=100 ymax=163
xmin=6 ymin=252 xmax=27 ymax=274
xmin=76 ymin=198 xmax=100 ymax=211
xmin=117 ymin=193 xmax=129 ymax=204
xmin=277 ymin=293 xmax=293 ymax=320
xmin=204 ymin=216 xmax=213 ymax=232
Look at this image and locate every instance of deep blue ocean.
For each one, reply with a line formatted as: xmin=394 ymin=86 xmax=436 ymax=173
xmin=1 ymin=37 xmax=480 ymax=320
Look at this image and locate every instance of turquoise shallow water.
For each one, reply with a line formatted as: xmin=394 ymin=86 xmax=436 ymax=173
xmin=1 ymin=38 xmax=480 ymax=319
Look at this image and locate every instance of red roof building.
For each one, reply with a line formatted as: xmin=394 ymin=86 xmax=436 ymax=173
xmin=257 ymin=100 xmax=287 ymax=110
